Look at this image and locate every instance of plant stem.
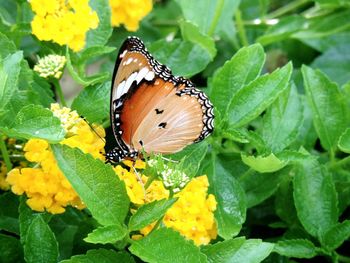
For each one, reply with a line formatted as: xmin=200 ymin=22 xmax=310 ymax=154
xmin=339 ymin=254 xmax=350 ymax=263
xmin=208 ymin=0 xmax=224 ymax=36
xmin=0 ymin=135 xmax=13 ymax=171
xmin=235 ymin=10 xmax=249 ymax=47
xmin=331 ymin=155 xmax=350 ymax=169
xmin=267 ymin=0 xmax=311 ymax=19
xmin=52 ymin=78 xmax=67 ymax=107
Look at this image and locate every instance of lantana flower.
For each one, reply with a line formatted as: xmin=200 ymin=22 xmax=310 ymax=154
xmin=109 ymin=0 xmax=152 ymax=31
xmin=115 ymin=161 xmax=218 ymax=246
xmin=30 ymin=0 xmax=99 ymax=51
xmin=6 ymin=104 xmax=105 ymax=214
xmin=34 ymin=55 xmax=66 ymax=79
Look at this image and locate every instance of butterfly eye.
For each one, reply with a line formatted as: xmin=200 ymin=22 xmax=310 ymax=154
xmin=106 ymin=36 xmax=214 ymax=163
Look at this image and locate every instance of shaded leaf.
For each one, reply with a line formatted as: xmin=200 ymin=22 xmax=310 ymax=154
xmin=149 ymin=39 xmax=212 ymax=77
xmin=273 ymin=239 xmax=317 ymax=259
xmin=0 ymin=192 xmax=19 ymax=235
xmin=321 ymin=220 xmax=350 ymax=251
xmin=0 ymin=234 xmax=23 ymax=263
xmin=24 ymin=216 xmax=58 ymax=263
xmin=338 ymin=128 xmax=350 ymax=153
xmin=71 ymin=81 xmax=110 ymax=123
xmin=61 ymin=249 xmax=135 ymax=263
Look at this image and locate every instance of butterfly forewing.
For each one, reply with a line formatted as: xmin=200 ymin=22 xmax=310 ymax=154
xmin=107 ymin=36 xmax=214 ymax=162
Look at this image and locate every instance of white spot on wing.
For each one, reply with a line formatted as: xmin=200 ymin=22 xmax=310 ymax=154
xmin=120 ymin=50 xmax=127 ymax=58
xmin=125 ymin=58 xmax=133 ymax=65
xmin=145 ymin=71 xmax=155 ymax=81
xmin=122 ymin=72 xmax=137 ymax=95
xmin=116 ymin=80 xmax=125 ymax=99
xmin=135 ymin=67 xmax=149 ymax=84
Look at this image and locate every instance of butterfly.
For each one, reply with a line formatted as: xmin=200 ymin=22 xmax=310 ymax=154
xmin=105 ymin=36 xmax=214 ymax=163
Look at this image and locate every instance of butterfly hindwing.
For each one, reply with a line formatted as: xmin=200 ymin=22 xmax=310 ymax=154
xmin=107 ymin=36 xmax=214 ymax=162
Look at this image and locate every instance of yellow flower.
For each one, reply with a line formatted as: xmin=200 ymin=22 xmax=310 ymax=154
xmin=30 ymin=0 xmax=99 ymax=51
xmin=114 ymin=161 xmax=217 ymax=246
xmin=6 ymin=104 xmax=105 ymax=214
xmin=109 ymin=0 xmax=152 ymax=31
xmin=0 ymin=161 xmax=10 ymax=190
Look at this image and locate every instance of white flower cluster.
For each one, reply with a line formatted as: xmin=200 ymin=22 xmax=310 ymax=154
xmin=34 ymin=54 xmax=66 ymax=79
xmin=161 ymin=168 xmax=190 ymax=193
xmin=50 ymin=103 xmax=81 ymax=135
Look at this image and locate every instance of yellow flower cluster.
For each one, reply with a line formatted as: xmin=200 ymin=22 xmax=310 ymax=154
xmin=114 ymin=162 xmax=217 ymax=245
xmin=0 ymin=161 xmax=9 ymax=190
xmin=30 ymin=0 xmax=99 ymax=51
xmin=6 ymin=104 xmax=105 ymax=214
xmin=109 ymin=0 xmax=152 ymax=31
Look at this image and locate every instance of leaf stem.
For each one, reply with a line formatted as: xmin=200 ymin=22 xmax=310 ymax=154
xmin=266 ymin=0 xmax=311 ymax=19
xmin=235 ymin=10 xmax=249 ymax=47
xmin=52 ymin=79 xmax=67 ymax=107
xmin=208 ymin=0 xmax=224 ymax=36
xmin=0 ymin=135 xmax=13 ymax=171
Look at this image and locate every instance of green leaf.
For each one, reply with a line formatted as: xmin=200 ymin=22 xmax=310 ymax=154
xmin=170 ymin=142 xmax=208 ymax=176
xmin=275 ymin=179 xmax=299 ymax=226
xmin=0 ymin=32 xmax=16 ymax=58
xmin=241 ymin=153 xmax=288 ymax=173
xmin=1 ymin=104 xmax=65 ymax=142
xmin=293 ymin=158 xmax=338 ymax=238
xmin=51 ymin=144 xmax=130 ymax=226
xmin=228 ymin=62 xmax=292 ymax=128
xmin=302 ymin=65 xmax=349 ymax=151
xmin=210 ymin=44 xmax=265 ymax=118
xmin=273 ymin=239 xmax=317 ymax=259
xmin=202 ymin=238 xmax=274 ymax=263
xmin=148 ymin=39 xmax=212 ymax=77
xmin=0 ymin=234 xmax=23 ymax=263
xmin=261 ymin=84 xmax=303 ymax=152
xmin=61 ymin=249 xmax=135 ymax=263
xmin=77 ymin=46 xmax=116 ymax=66
xmin=71 ymin=81 xmax=110 ymax=123
xmin=24 ymin=216 xmax=58 ymax=263
xmin=0 ymin=51 xmax=22 ymax=114
xmin=257 ymin=15 xmax=306 ymax=46
xmin=206 ymin=155 xmax=246 ymax=239
xmin=84 ymin=224 xmax=127 ymax=244
xmin=312 ymin=44 xmax=350 ymax=86
xmin=239 ymin=169 xmax=285 ymax=208
xmin=314 ymin=0 xmax=350 ymax=8
xmin=338 ymin=128 xmax=350 ymax=153
xmin=85 ymin=0 xmax=112 ymax=48
xmin=180 ymin=20 xmax=216 ymax=58
xmin=293 ymin=10 xmax=350 ymax=39
xmin=129 ymin=228 xmax=207 ymax=263
xmin=129 ymin=198 xmax=177 ymax=231
xmin=0 ymin=192 xmax=19 ymax=235
xmin=174 ymin=0 xmax=239 ymax=39
xmin=321 ymin=220 xmax=350 ymax=251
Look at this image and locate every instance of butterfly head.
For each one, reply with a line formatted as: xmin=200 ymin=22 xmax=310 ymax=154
xmin=105 ymin=146 xmax=138 ymax=164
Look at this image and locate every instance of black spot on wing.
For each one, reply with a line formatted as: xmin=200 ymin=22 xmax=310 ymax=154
xmin=158 ymin=122 xmax=167 ymax=129
xmin=155 ymin=108 xmax=164 ymax=114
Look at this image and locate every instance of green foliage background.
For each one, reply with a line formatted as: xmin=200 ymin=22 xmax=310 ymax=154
xmin=1 ymin=0 xmax=350 ymax=262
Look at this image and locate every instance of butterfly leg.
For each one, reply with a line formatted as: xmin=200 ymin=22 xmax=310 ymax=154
xmin=131 ymin=165 xmax=146 ymax=200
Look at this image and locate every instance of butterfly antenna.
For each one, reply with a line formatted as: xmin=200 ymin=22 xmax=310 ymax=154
xmin=81 ymin=116 xmax=106 ymax=144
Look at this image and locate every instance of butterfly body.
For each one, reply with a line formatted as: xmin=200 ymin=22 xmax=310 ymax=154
xmin=106 ymin=37 xmax=214 ymax=163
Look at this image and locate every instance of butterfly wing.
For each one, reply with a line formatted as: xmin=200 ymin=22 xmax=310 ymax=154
xmin=108 ymin=37 xmax=214 ymax=161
